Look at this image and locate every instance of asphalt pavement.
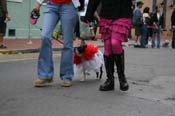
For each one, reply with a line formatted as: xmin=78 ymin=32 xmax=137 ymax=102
xmin=0 ymin=47 xmax=175 ymax=116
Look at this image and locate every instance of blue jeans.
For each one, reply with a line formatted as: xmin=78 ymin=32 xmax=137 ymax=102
xmin=140 ymin=24 xmax=148 ymax=48
xmin=38 ymin=2 xmax=78 ymax=80
xmin=152 ymin=27 xmax=161 ymax=48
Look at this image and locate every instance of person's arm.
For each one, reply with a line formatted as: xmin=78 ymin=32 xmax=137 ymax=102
xmin=85 ymin=0 xmax=101 ymax=22
xmin=34 ymin=0 xmax=44 ymax=10
xmin=1 ymin=0 xmax=11 ymax=21
xmin=31 ymin=0 xmax=44 ymax=17
xmin=1 ymin=0 xmax=8 ymax=14
xmin=152 ymin=13 xmax=158 ymax=29
xmin=93 ymin=11 xmax=100 ymax=22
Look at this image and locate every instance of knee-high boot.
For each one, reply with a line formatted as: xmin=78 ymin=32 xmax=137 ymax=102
xmin=99 ymin=55 xmax=115 ymax=91
xmin=114 ymin=52 xmax=129 ymax=91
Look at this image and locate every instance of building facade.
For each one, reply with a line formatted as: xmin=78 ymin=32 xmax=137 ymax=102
xmin=6 ymin=0 xmax=46 ymax=39
xmin=5 ymin=0 xmax=174 ymax=39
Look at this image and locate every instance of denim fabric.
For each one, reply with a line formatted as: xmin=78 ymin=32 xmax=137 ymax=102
xmin=140 ymin=24 xmax=148 ymax=48
xmin=152 ymin=27 xmax=161 ymax=48
xmin=38 ymin=2 xmax=78 ymax=80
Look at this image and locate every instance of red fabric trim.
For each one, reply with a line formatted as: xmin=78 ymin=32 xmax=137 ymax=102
xmin=49 ymin=0 xmax=71 ymax=4
xmin=74 ymin=54 xmax=82 ymax=65
xmin=74 ymin=44 xmax=98 ymax=65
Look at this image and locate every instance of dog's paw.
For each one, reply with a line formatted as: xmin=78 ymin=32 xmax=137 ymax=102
xmin=80 ymin=78 xmax=85 ymax=82
xmin=80 ymin=76 xmax=86 ymax=82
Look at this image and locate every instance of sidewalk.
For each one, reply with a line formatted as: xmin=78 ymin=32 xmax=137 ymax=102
xmin=0 ymin=34 xmax=171 ymax=54
xmin=0 ymin=38 xmax=105 ymax=54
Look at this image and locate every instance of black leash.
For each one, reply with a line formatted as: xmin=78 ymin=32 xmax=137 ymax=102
xmin=32 ymin=25 xmax=64 ymax=44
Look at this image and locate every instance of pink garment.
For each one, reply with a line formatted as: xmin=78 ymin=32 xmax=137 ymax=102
xmin=104 ymin=35 xmax=123 ymax=56
xmin=99 ymin=18 xmax=131 ymax=56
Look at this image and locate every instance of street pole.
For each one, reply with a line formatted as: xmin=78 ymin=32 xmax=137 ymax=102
xmin=27 ymin=0 xmax=32 ymax=44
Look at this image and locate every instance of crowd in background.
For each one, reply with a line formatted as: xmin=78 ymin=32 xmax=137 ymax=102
xmin=132 ymin=0 xmax=175 ymax=49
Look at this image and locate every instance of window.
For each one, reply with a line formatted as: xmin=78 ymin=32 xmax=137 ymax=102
xmin=8 ymin=29 xmax=16 ymax=37
xmin=42 ymin=0 xmax=48 ymax=5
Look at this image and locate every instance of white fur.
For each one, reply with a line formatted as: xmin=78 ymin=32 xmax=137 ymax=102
xmin=74 ymin=50 xmax=103 ymax=81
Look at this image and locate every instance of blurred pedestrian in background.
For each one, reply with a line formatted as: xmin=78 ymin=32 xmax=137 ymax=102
xmin=152 ymin=6 xmax=164 ymax=48
xmin=0 ymin=0 xmax=11 ymax=49
xmin=133 ymin=1 xmax=144 ymax=47
xmin=140 ymin=6 xmax=150 ymax=48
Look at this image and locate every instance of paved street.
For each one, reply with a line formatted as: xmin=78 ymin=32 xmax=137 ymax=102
xmin=0 ymin=47 xmax=175 ymax=116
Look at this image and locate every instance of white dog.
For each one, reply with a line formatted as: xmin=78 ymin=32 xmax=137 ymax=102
xmin=74 ymin=43 xmax=103 ymax=81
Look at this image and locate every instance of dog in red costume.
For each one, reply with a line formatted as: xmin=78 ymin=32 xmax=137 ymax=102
xmin=74 ymin=42 xmax=103 ymax=81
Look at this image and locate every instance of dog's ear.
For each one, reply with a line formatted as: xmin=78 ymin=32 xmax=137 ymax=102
xmin=77 ymin=44 xmax=86 ymax=54
xmin=84 ymin=44 xmax=87 ymax=49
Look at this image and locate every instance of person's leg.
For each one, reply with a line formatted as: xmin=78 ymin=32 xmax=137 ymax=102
xmin=157 ymin=28 xmax=161 ymax=48
xmin=111 ymin=35 xmax=129 ymax=91
xmin=140 ymin=25 xmax=147 ymax=48
xmin=134 ymin=27 xmax=139 ymax=44
xmin=59 ymin=3 xmax=77 ymax=82
xmin=152 ymin=32 xmax=156 ymax=48
xmin=134 ymin=26 xmax=141 ymax=45
xmin=0 ymin=16 xmax=7 ymax=48
xmin=113 ymin=51 xmax=129 ymax=91
xmin=103 ymin=39 xmax=113 ymax=56
xmin=0 ymin=33 xmax=4 ymax=48
xmin=128 ymin=29 xmax=132 ymax=40
xmin=37 ymin=3 xmax=60 ymax=80
xmin=99 ymin=39 xmax=115 ymax=91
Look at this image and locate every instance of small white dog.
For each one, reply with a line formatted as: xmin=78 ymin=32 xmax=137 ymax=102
xmin=74 ymin=43 xmax=103 ymax=81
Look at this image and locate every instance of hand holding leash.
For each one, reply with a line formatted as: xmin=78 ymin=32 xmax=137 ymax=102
xmin=30 ymin=3 xmax=41 ymax=25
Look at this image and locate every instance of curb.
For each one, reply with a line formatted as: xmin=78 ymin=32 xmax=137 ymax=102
xmin=0 ymin=45 xmax=104 ymax=54
xmin=0 ymin=48 xmax=63 ymax=54
xmin=0 ymin=50 xmax=18 ymax=54
xmin=0 ymin=44 xmax=134 ymax=54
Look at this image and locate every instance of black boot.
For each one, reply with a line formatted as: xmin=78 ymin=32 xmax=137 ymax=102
xmin=99 ymin=55 xmax=115 ymax=91
xmin=114 ymin=52 xmax=129 ymax=91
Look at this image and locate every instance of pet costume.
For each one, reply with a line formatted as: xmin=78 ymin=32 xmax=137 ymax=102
xmin=74 ymin=43 xmax=103 ymax=77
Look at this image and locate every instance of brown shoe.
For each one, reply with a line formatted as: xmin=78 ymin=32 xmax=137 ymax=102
xmin=34 ymin=78 xmax=53 ymax=87
xmin=60 ymin=80 xmax=72 ymax=87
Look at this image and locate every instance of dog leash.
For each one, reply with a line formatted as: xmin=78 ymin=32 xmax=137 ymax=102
xmin=32 ymin=25 xmax=64 ymax=44
xmin=30 ymin=10 xmax=64 ymax=45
